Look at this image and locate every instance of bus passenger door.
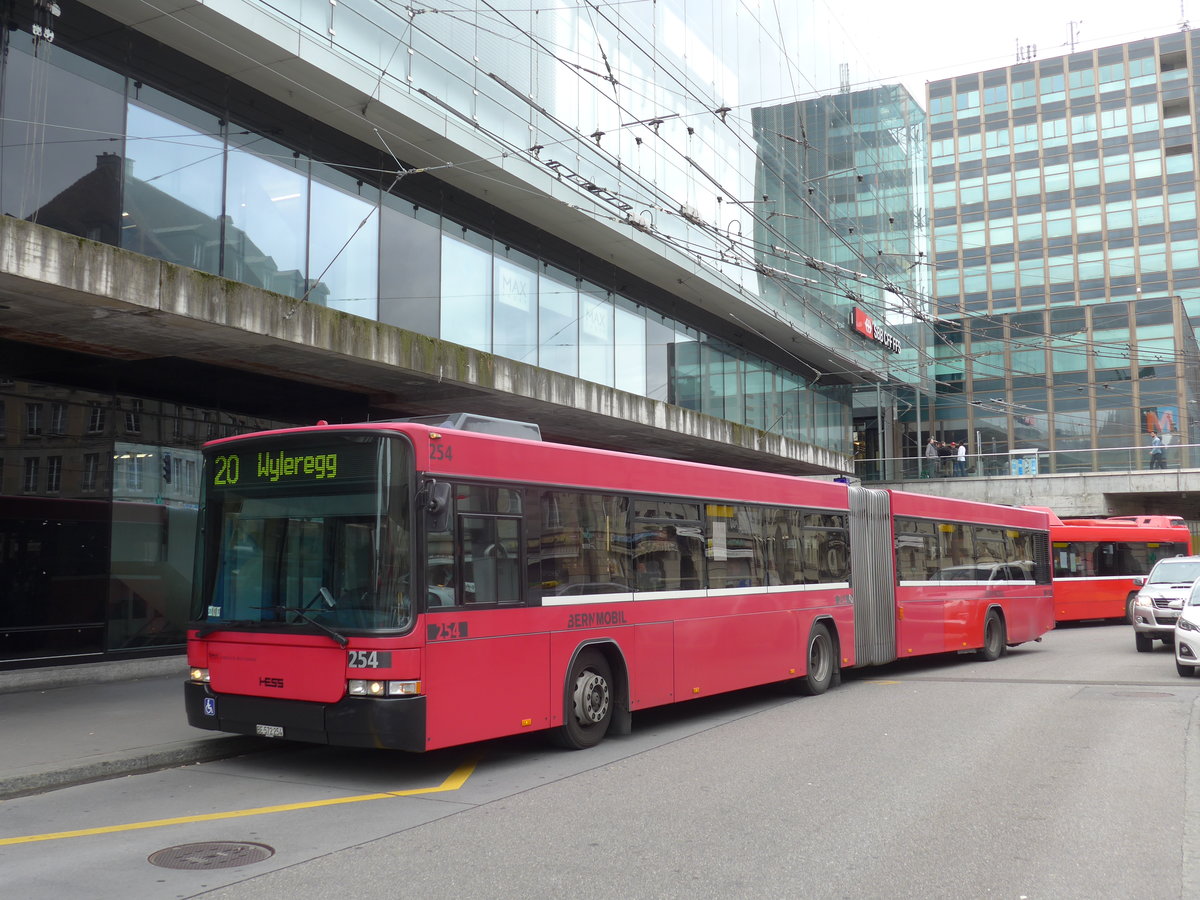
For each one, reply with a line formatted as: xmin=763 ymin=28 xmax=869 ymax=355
xmin=421 ymin=485 xmax=550 ymax=749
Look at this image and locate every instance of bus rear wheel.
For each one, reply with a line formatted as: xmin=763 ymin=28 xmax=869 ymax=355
xmin=796 ymin=622 xmax=836 ymax=696
xmin=979 ymin=611 xmax=1006 ymax=661
xmin=551 ymin=650 xmax=613 ymax=750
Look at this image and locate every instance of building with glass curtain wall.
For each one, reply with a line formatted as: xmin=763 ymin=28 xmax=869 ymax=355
xmin=925 ymin=31 xmax=1200 ymax=471
xmin=0 ymin=2 xmax=929 ymax=667
xmin=754 ymin=85 xmax=932 ymax=473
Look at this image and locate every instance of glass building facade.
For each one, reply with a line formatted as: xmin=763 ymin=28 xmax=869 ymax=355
xmin=925 ymin=32 xmax=1200 ymax=467
xmin=753 ymin=85 xmax=933 ymax=472
xmin=0 ymin=2 xmax=930 ymax=665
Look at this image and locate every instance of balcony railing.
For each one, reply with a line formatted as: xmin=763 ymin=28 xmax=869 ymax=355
xmin=854 ymin=441 xmax=1200 ymax=483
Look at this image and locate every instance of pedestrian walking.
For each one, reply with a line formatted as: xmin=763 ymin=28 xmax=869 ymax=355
xmin=1150 ymin=432 xmax=1164 ymax=469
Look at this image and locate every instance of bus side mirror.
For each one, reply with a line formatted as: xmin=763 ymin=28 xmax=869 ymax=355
xmin=426 ymin=482 xmax=452 ymax=533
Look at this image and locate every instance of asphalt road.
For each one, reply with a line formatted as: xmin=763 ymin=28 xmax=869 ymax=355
xmin=3 ymin=621 xmax=1196 ymax=900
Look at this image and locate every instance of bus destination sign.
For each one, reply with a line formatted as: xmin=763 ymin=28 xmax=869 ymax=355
xmin=207 ymin=440 xmax=379 ymax=491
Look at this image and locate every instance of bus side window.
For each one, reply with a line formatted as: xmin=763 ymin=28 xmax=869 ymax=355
xmin=461 ymin=515 xmax=521 ymax=605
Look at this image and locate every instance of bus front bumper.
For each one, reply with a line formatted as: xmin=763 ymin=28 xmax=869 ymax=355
xmin=184 ymin=681 xmax=426 ymax=751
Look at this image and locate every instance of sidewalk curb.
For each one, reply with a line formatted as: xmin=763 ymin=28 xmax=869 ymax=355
xmin=0 ymin=656 xmax=186 ymax=695
xmin=0 ymin=735 xmax=268 ymax=801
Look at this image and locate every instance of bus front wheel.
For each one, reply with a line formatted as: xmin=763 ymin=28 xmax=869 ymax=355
xmin=796 ymin=623 xmax=836 ymax=696
xmin=979 ymin=611 xmax=1006 ymax=661
xmin=551 ymin=650 xmax=613 ymax=750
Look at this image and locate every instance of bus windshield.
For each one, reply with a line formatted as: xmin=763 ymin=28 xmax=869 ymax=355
xmin=193 ymin=433 xmax=413 ymax=633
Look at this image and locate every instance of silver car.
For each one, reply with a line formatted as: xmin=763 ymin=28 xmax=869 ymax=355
xmin=1131 ymin=556 xmax=1200 ymax=652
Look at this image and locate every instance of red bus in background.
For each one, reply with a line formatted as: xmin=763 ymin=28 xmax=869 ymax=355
xmin=185 ymin=415 xmax=1054 ymax=752
xmin=1028 ymin=508 xmax=1192 ymax=622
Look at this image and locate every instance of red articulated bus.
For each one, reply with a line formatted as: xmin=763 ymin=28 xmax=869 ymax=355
xmin=185 ymin=415 xmax=1054 ymax=752
xmin=1027 ymin=508 xmax=1192 ymax=623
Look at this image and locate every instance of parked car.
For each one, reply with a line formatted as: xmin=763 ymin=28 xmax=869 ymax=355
xmin=1175 ymin=579 xmax=1200 ymax=676
xmin=934 ymin=561 xmax=1034 ymax=582
xmin=1131 ymin=555 xmax=1200 ymax=652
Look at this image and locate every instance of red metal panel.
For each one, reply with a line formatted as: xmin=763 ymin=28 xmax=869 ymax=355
xmin=895 ymin=584 xmax=946 ymax=656
xmin=888 ymin=489 xmax=1050 ymax=531
xmin=205 ymin=637 xmax=348 ymax=703
xmin=673 ymin=609 xmax=800 ymax=698
xmin=1052 ymin=577 xmax=1139 ymax=621
xmin=423 ymin=626 xmax=551 ymax=750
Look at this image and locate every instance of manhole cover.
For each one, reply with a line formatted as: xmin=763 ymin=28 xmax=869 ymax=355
xmin=148 ymin=841 xmax=275 ymax=870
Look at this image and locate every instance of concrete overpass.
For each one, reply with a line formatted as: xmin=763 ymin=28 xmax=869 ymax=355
xmin=0 ymin=216 xmax=847 ymax=477
xmin=873 ymin=468 xmax=1200 ymax=521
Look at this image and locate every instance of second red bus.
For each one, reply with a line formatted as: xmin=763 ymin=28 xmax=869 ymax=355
xmin=1030 ymin=509 xmax=1192 ymax=622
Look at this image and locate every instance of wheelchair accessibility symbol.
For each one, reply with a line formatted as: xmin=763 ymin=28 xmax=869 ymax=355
xmin=203 ymin=697 xmax=217 ymax=717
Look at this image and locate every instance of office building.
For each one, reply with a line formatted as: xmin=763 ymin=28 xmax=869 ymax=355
xmin=926 ymin=31 xmax=1200 ymax=471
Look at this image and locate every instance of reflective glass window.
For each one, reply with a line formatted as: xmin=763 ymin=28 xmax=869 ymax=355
xmin=645 ymin=316 xmax=675 ymax=403
xmin=493 ymin=249 xmax=538 ymax=365
xmin=539 ymin=268 xmax=578 ymax=376
xmin=379 ymin=202 xmax=441 ymax=334
xmin=540 ymin=492 xmax=631 ymax=596
xmin=0 ymin=41 xmax=125 ymax=235
xmin=309 ymin=170 xmax=379 ymax=318
xmin=224 ymin=134 xmax=308 ymax=297
xmin=441 ymin=234 xmax=493 ymax=352
xmin=123 ymin=102 xmax=224 ymax=273
xmin=1166 ymin=151 xmax=1195 ymax=175
xmin=579 ymin=286 xmax=614 ymax=387
xmin=707 ymin=505 xmax=766 ymax=589
xmin=614 ymin=304 xmax=647 ymax=396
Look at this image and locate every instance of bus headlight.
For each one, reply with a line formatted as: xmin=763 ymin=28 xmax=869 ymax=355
xmin=190 ymin=667 xmax=210 ymax=683
xmin=348 ymin=679 xmax=421 ymax=697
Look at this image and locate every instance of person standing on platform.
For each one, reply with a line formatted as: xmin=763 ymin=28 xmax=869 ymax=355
xmin=925 ymin=437 xmax=938 ymax=477
xmin=955 ymin=441 xmax=967 ymax=477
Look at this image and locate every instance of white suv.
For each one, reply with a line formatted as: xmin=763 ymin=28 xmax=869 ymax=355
xmin=1131 ymin=556 xmax=1200 ymax=652
xmin=1175 ymin=580 xmax=1200 ymax=676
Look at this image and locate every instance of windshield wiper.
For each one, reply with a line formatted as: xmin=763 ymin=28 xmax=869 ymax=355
xmin=260 ymin=592 xmax=349 ymax=648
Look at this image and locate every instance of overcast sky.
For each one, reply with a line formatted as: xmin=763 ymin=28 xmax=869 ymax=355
xmin=835 ymin=0 xmax=1195 ymax=101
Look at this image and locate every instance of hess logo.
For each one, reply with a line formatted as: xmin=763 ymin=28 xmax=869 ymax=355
xmin=259 ymin=676 xmax=285 ymax=689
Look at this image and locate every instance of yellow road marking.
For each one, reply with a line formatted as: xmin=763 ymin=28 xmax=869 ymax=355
xmin=0 ymin=757 xmax=479 ymax=846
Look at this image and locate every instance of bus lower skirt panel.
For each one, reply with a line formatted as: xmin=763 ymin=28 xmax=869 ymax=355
xmin=184 ymin=681 xmax=427 ymax=751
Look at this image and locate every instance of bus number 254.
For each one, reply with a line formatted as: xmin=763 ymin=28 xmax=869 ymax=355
xmin=347 ymin=650 xmax=392 ymax=668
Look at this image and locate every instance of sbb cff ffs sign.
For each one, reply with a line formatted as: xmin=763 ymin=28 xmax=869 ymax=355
xmin=850 ymin=308 xmax=901 ymax=353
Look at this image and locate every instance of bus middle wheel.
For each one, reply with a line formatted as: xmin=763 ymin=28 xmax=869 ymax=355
xmin=979 ymin=610 xmax=1006 ymax=661
xmin=796 ymin=622 xmax=836 ymax=696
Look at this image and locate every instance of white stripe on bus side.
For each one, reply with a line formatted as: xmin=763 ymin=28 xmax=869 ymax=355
xmin=539 ymin=582 xmax=850 ymax=607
